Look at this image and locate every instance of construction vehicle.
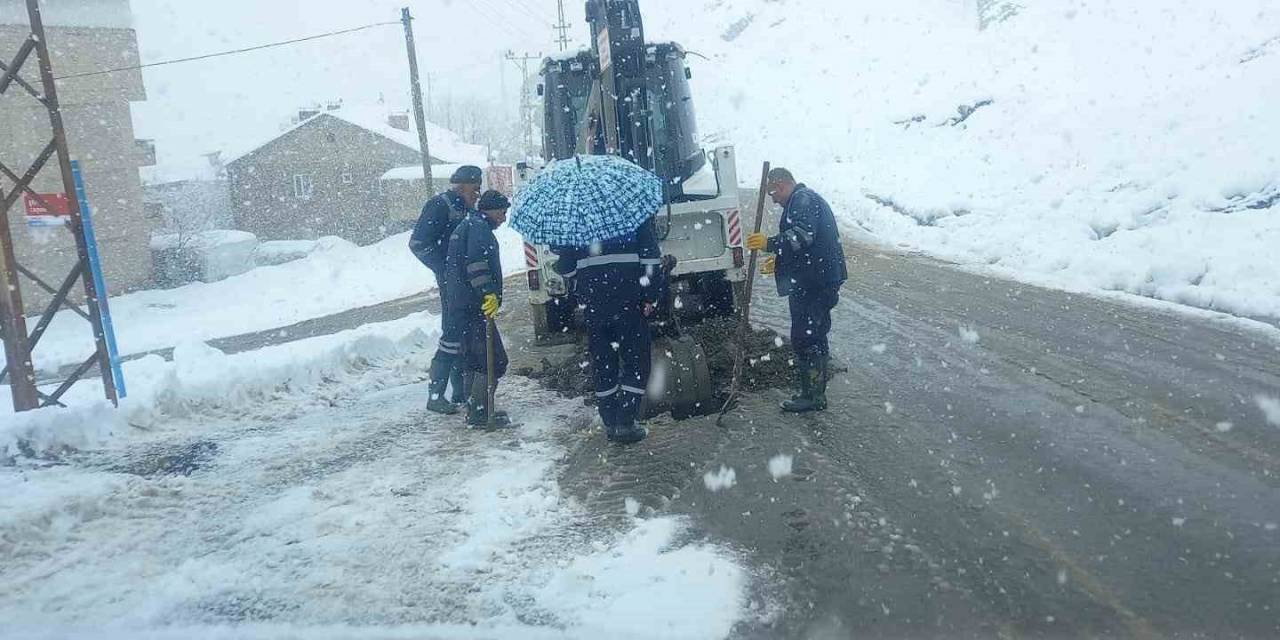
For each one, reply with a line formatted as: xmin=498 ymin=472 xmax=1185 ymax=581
xmin=520 ymin=0 xmax=744 ymax=415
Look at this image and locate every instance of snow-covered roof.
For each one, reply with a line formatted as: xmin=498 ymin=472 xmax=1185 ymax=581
xmin=141 ymin=156 xmax=223 ymax=186
xmin=381 ymin=164 xmax=473 ymax=182
xmin=223 ymin=104 xmax=488 ymax=167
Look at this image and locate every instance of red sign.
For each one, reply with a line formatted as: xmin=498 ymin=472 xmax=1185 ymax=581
xmin=24 ymin=192 xmax=73 ymax=226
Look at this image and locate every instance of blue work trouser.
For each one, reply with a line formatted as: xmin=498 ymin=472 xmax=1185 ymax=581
xmin=428 ymin=292 xmax=468 ymax=401
xmin=587 ymin=309 xmax=651 ymax=427
xmin=788 ymin=288 xmax=839 ymax=364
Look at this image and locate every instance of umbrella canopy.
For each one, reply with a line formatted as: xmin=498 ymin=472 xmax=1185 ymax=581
xmin=510 ymin=155 xmax=663 ymax=247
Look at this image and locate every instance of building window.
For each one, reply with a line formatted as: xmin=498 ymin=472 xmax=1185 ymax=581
xmin=293 ymin=175 xmax=314 ymax=199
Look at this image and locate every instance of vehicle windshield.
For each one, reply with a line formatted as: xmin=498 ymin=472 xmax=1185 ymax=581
xmin=647 ymin=46 xmax=711 ymax=202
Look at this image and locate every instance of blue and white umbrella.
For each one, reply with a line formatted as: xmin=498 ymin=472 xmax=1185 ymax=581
xmin=511 ymin=155 xmax=663 ymax=247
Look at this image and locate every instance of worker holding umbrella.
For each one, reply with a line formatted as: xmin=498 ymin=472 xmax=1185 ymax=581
xmin=511 ymin=155 xmax=665 ymax=445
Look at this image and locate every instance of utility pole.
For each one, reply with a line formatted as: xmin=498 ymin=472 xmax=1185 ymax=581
xmin=0 ymin=0 xmax=121 ymax=411
xmin=506 ymin=51 xmax=542 ymax=160
xmin=401 ymin=7 xmax=434 ymax=193
xmin=554 ymin=0 xmax=572 ymax=51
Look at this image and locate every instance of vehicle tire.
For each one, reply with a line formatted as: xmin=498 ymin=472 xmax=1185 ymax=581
xmin=533 ymin=295 xmax=578 ymax=345
xmin=647 ymin=336 xmax=713 ymax=419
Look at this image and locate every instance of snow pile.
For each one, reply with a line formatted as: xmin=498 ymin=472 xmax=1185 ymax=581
xmin=649 ymin=0 xmax=1280 ymax=320
xmin=31 ymin=227 xmax=527 ymax=372
xmin=253 ymin=240 xmax=319 ymax=266
xmin=1 ymin=313 xmax=439 ymax=459
xmin=537 ymin=518 xmax=745 ymax=639
xmin=2 ymin=339 xmax=746 ymax=639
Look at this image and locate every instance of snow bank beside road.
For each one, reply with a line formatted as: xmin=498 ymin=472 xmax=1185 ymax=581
xmin=649 ymin=0 xmax=1280 ymax=320
xmin=32 ymin=227 xmax=527 ymax=372
xmin=1 ymin=312 xmax=440 ymax=459
xmin=2 ymin=329 xmax=746 ymax=639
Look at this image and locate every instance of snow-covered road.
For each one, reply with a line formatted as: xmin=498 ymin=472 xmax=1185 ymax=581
xmin=2 ymin=348 xmax=746 ymax=639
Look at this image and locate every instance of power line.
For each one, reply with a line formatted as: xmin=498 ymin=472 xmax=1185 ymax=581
xmin=499 ymin=0 xmax=554 ymax=26
xmin=473 ymin=0 xmax=547 ymax=40
xmin=54 ymin=20 xmax=400 ymax=81
xmin=554 ymin=0 xmax=572 ymax=51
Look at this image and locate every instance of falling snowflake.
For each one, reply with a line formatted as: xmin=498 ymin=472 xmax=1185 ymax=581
xmin=625 ymin=497 xmax=640 ymax=516
xmin=871 ymin=344 xmax=887 ymax=354
xmin=959 ymin=325 xmax=980 ymax=344
xmin=768 ymin=454 xmax=793 ymax=480
xmin=703 ymin=466 xmax=737 ymax=492
xmin=1256 ymin=395 xmax=1280 ymax=427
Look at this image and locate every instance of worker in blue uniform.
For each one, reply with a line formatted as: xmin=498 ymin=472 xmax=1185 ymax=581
xmin=444 ymin=190 xmax=513 ymax=428
xmin=412 ymin=165 xmax=482 ymax=414
xmin=747 ymin=167 xmax=848 ymax=413
xmin=553 ymin=219 xmax=664 ymax=444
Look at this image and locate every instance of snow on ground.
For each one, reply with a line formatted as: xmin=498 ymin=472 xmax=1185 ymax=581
xmin=1 ymin=315 xmax=746 ymax=639
xmin=31 ymin=227 xmax=528 ymax=373
xmin=648 ymin=0 xmax=1280 ymax=321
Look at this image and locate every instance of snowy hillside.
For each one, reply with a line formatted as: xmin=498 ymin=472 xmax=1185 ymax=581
xmin=648 ymin=0 xmax=1280 ymax=320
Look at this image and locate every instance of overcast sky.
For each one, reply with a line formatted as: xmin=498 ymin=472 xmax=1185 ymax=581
xmin=129 ymin=0 xmax=579 ymax=177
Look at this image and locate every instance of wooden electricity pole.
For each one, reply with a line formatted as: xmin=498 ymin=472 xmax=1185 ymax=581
xmin=401 ymin=7 xmax=434 ymax=193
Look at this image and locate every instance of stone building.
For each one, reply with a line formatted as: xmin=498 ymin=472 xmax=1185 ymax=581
xmin=225 ymin=105 xmax=487 ymax=245
xmin=0 ymin=0 xmax=154 ymax=310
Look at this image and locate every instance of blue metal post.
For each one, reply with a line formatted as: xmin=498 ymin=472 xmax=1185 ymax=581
xmin=70 ymin=161 xmax=126 ymax=399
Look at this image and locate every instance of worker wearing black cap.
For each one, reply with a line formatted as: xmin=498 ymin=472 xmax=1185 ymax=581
xmin=412 ymin=165 xmax=483 ymax=415
xmin=443 ymin=190 xmax=513 ymax=428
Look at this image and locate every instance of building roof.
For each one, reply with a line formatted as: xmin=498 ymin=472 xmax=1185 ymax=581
xmin=223 ymin=104 xmax=488 ymax=168
xmin=381 ymin=164 xmax=474 ymax=182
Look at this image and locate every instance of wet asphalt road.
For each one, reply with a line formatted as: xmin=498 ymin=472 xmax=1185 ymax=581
xmin=80 ymin=201 xmax=1280 ymax=638
xmin=549 ymin=208 xmax=1280 ymax=637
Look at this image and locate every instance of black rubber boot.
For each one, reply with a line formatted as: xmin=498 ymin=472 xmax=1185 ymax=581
xmin=466 ymin=380 xmax=513 ymax=429
xmin=780 ymin=357 xmax=813 ymax=413
xmin=426 ymin=359 xmax=457 ymax=415
xmin=782 ymin=358 xmax=827 ymax=414
xmin=608 ymin=392 xmax=647 ymax=444
xmin=609 ymin=420 xmax=648 ymax=444
xmin=597 ymin=395 xmax=619 ymax=440
xmin=811 ymin=356 xmax=830 ymax=411
xmin=449 ymin=368 xmax=468 ymax=404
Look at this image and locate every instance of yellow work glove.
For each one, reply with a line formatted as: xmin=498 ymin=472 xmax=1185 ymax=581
xmin=482 ymin=293 xmax=501 ymax=319
xmin=746 ymin=232 xmax=769 ymax=252
xmin=761 ymin=255 xmax=777 ymax=275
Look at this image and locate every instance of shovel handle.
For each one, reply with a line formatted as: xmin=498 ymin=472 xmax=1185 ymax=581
xmin=486 ymin=317 xmax=496 ymax=429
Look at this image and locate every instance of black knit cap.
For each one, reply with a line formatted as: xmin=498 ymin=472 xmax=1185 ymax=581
xmin=477 ymin=190 xmax=511 ymax=212
xmin=450 ymin=165 xmax=483 ymax=185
